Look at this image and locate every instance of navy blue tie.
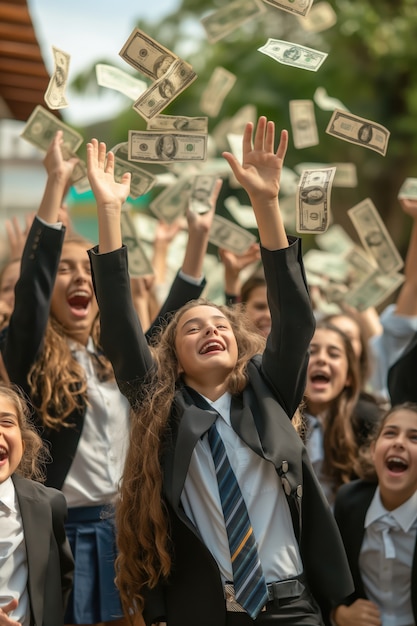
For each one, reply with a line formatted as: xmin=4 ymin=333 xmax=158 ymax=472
xmin=208 ymin=421 xmax=268 ymax=619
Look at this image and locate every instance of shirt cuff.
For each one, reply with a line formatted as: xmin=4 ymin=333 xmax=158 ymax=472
xmin=178 ymin=269 xmax=204 ymax=285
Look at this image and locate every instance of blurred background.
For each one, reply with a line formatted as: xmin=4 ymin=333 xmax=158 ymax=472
xmin=1 ymin=0 xmax=416 ymax=301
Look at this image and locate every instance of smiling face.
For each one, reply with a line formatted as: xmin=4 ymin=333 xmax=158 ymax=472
xmin=305 ymin=328 xmax=351 ymax=416
xmin=0 ymin=397 xmax=24 ymax=483
xmin=244 ymin=285 xmax=271 ymax=338
xmin=50 ymin=240 xmax=98 ymax=345
xmin=372 ymin=408 xmax=417 ymax=510
xmin=174 ymin=304 xmax=238 ymax=398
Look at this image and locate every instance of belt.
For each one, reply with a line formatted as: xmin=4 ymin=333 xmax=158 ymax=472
xmin=225 ymin=574 xmax=305 ymax=613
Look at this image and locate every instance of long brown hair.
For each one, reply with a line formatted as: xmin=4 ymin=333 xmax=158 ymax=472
xmin=115 ymin=299 xmax=265 ymax=622
xmin=27 ymin=234 xmax=114 ymax=429
xmin=0 ymin=382 xmax=49 ymax=482
xmin=304 ymin=320 xmax=361 ymax=491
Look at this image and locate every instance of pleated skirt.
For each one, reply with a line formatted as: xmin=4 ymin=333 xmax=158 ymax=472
xmin=64 ymin=505 xmax=123 ymax=624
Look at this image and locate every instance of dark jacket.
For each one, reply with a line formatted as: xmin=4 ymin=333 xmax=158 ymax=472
xmin=89 ymin=237 xmax=354 ymax=626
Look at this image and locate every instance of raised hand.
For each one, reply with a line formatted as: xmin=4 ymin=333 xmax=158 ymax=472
xmin=185 ymin=178 xmax=223 ymax=235
xmin=43 ymin=130 xmax=79 ymax=186
xmin=86 ymin=139 xmax=131 ymax=211
xmin=222 ymin=116 xmax=288 ymax=203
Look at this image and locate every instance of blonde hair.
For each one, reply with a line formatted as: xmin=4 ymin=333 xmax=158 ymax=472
xmin=0 ymin=382 xmax=48 ymax=482
xmin=115 ymin=299 xmax=265 ymax=622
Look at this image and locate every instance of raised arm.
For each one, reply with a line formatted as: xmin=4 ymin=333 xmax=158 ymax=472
xmin=222 ymin=116 xmax=288 ymax=250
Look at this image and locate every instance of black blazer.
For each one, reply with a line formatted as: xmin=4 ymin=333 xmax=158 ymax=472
xmin=334 ymin=479 xmax=417 ymax=622
xmin=388 ymin=331 xmax=417 ymax=406
xmin=3 ymin=218 xmax=206 ymax=489
xmin=89 ymin=237 xmax=354 ymax=626
xmin=12 ymin=474 xmax=74 ymax=626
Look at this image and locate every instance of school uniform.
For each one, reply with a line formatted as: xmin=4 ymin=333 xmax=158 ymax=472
xmin=0 ymin=474 xmax=74 ymax=626
xmin=2 ymin=218 xmax=206 ymax=623
xmin=334 ymin=479 xmax=417 ymax=624
xmin=89 ymin=236 xmax=354 ymax=626
xmin=388 ymin=331 xmax=417 ymax=406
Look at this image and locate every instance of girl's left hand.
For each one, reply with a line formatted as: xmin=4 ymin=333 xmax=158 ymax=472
xmin=86 ymin=139 xmax=131 ymax=210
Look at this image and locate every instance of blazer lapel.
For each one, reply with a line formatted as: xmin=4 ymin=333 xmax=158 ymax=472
xmin=169 ymin=403 xmax=216 ymax=511
xmin=13 ymin=475 xmax=50 ymax=626
xmin=230 ymin=394 xmax=264 ymax=457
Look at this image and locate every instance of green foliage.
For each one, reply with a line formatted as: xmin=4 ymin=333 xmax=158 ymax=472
xmin=73 ymin=0 xmax=417 ymax=254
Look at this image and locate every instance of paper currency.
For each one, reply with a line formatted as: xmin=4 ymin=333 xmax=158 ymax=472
xmin=315 ymin=224 xmax=354 ymax=255
xmin=96 ymin=63 xmax=147 ymax=100
xmin=201 ymin=0 xmax=265 ymax=43
xmin=296 ymin=167 xmax=336 ymax=234
xmin=263 ymin=0 xmax=313 ymax=16
xmin=128 ymin=130 xmax=207 ymax=163
xmin=147 ymin=114 xmax=208 ymax=133
xmin=20 ymin=105 xmax=83 ymax=154
xmin=344 ymin=245 xmax=376 ymax=287
xmin=209 ymin=214 xmax=257 ymax=254
xmin=119 ymin=28 xmax=176 ymax=80
xmin=133 ymin=59 xmax=197 ymax=121
xmin=149 ymin=176 xmax=194 ymax=223
xmin=345 ymin=271 xmax=404 ymax=312
xmin=120 ymin=211 xmax=154 ymax=277
xmin=398 ymin=178 xmax=417 ymax=199
xmin=326 ymin=109 xmax=390 ymax=156
xmin=314 ymin=87 xmax=349 ymax=112
xmin=224 ymin=196 xmax=258 ymax=229
xmin=70 ymin=159 xmax=88 ymax=185
xmin=189 ymin=175 xmax=218 ymax=214
xmin=200 ymin=67 xmax=237 ymax=118
xmin=303 ymin=249 xmax=349 ymax=283
xmin=258 ymin=39 xmax=328 ymax=72
xmin=298 ymin=2 xmax=337 ymax=32
xmin=44 ymin=46 xmax=70 ymax=110
xmin=289 ymin=100 xmax=319 ymax=149
xmin=295 ymin=161 xmax=357 ymax=187
xmin=114 ymin=157 xmax=156 ymax=198
xmin=348 ymin=198 xmax=404 ymax=275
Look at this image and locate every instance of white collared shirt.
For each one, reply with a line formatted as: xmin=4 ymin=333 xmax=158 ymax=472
xmin=360 ymin=487 xmax=417 ymax=626
xmin=62 ymin=338 xmax=130 ymax=507
xmin=181 ymin=391 xmax=302 ymax=584
xmin=0 ymin=477 xmax=30 ymax=626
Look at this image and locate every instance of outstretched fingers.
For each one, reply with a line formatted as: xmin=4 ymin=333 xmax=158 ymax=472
xmin=253 ymin=115 xmax=267 ymax=152
xmin=276 ymin=129 xmax=288 ymax=161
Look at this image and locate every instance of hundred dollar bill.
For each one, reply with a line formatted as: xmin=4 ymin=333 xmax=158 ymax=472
xmin=96 ymin=63 xmax=147 ymax=100
xmin=119 ymin=28 xmax=176 ymax=80
xmin=314 ymin=87 xmax=349 ymax=112
xmin=209 ymin=215 xmax=257 ymax=254
xmin=201 ymin=0 xmax=265 ymax=43
xmin=20 ymin=105 xmax=83 ymax=154
xmin=263 ymin=0 xmax=313 ymax=17
xmin=147 ymin=114 xmax=208 ymax=133
xmin=70 ymin=159 xmax=88 ymax=185
xmin=133 ymin=59 xmax=197 ymax=121
xmin=258 ymin=39 xmax=328 ymax=72
xmin=332 ymin=163 xmax=357 ymax=188
xmin=348 ymin=198 xmax=404 ymax=274
xmin=114 ymin=157 xmax=156 ymax=198
xmin=189 ymin=174 xmax=218 ymax=214
xmin=120 ymin=210 xmax=154 ymax=277
xmin=200 ymin=67 xmax=237 ymax=118
xmin=296 ymin=167 xmax=336 ymax=234
xmin=44 ymin=46 xmax=70 ymax=110
xmin=128 ymin=130 xmax=207 ymax=163
xmin=326 ymin=109 xmax=390 ymax=156
xmin=289 ymin=100 xmax=319 ymax=149
xmin=149 ymin=176 xmax=194 ymax=223
xmin=398 ymin=177 xmax=417 ymax=200
xmin=298 ymin=2 xmax=337 ymax=32
xmin=345 ymin=271 xmax=404 ymax=312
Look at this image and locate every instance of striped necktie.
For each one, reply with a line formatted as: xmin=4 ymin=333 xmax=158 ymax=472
xmin=208 ymin=421 xmax=268 ymax=619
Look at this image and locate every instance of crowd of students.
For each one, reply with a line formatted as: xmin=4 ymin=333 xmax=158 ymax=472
xmin=0 ymin=119 xmax=416 ymax=626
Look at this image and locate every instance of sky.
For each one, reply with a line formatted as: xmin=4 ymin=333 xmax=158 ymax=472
xmin=27 ymin=0 xmax=180 ymax=125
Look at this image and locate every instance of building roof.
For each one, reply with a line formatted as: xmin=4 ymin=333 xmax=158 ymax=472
xmin=0 ymin=0 xmax=58 ymax=122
